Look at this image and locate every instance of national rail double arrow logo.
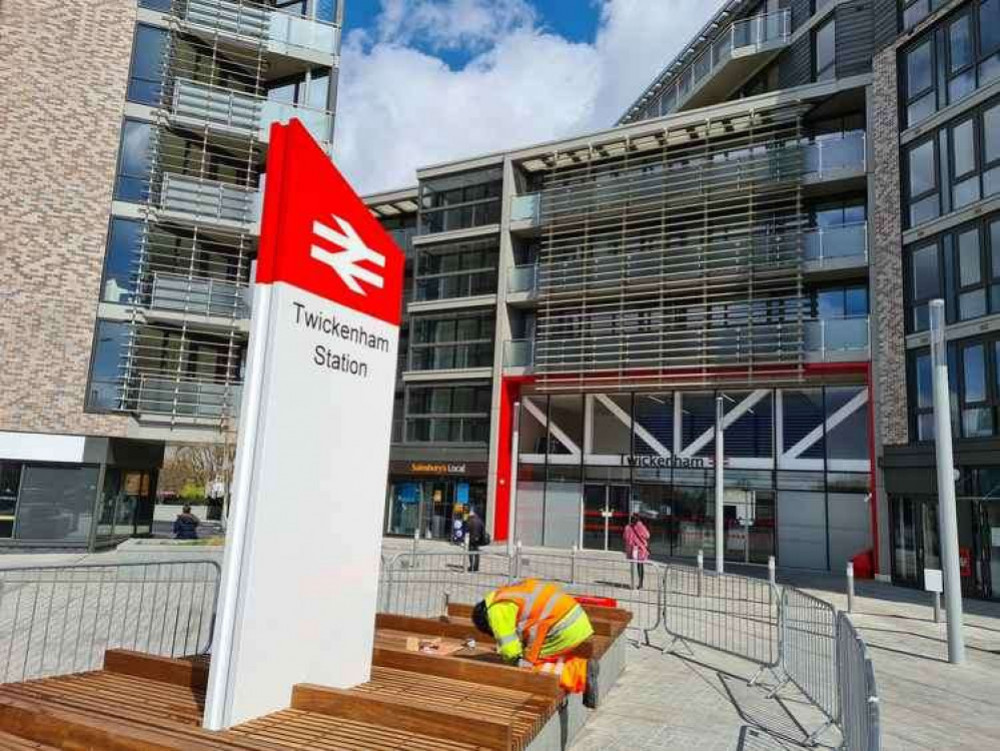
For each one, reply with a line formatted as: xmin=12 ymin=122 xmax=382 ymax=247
xmin=310 ymin=215 xmax=387 ymax=295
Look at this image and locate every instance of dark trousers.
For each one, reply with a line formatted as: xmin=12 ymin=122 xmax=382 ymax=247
xmin=633 ymin=562 xmax=645 ymax=589
xmin=468 ymin=546 xmax=481 ymax=572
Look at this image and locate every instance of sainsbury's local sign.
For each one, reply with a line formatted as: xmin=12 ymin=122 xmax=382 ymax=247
xmin=203 ymin=119 xmax=404 ymax=729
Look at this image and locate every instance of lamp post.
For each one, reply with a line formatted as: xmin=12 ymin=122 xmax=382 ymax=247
xmin=930 ymin=299 xmax=966 ymax=664
xmin=715 ymin=396 xmax=725 ymax=574
xmin=507 ymin=401 xmax=520 ymax=556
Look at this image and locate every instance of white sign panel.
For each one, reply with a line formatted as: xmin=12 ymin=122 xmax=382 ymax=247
xmin=924 ymin=568 xmax=944 ymax=593
xmin=204 ymin=120 xmax=405 ymax=729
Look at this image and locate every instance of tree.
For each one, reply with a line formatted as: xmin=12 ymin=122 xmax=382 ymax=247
xmin=160 ymin=439 xmax=234 ymax=505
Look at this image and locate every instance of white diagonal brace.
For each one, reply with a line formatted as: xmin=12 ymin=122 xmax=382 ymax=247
xmin=594 ymin=393 xmax=670 ymax=457
xmin=783 ymin=389 xmax=868 ymax=461
xmin=679 ymin=390 xmax=770 ymax=458
xmin=523 ymin=397 xmax=581 ymax=456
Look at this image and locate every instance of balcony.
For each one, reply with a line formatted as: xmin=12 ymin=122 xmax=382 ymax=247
xmin=803 ymin=132 xmax=867 ymax=181
xmin=147 ymin=271 xmax=250 ymax=319
xmin=171 ymin=79 xmax=333 ymax=145
xmin=182 ymin=0 xmax=339 ymax=61
xmin=651 ymin=10 xmax=791 ymax=117
xmin=159 ymin=172 xmax=259 ymax=229
xmin=136 ymin=375 xmax=242 ymax=420
xmin=510 ymin=193 xmax=541 ymax=225
xmin=804 ymin=316 xmax=870 ymax=362
xmin=503 ymin=339 xmax=535 ymax=369
xmin=507 ymin=264 xmax=538 ymax=295
xmin=803 ymin=222 xmax=869 ymax=272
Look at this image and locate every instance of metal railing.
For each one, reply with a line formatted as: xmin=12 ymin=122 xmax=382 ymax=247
xmin=803 ymin=132 xmax=867 ymax=177
xmin=803 ymin=222 xmax=869 ymax=267
xmin=507 ymin=264 xmax=538 ymax=294
xmin=147 ymin=271 xmax=250 ymax=318
xmin=0 ymin=560 xmax=221 ymax=684
xmin=510 ymin=193 xmax=541 ymax=224
xmin=378 ymin=547 xmax=880 ymax=750
xmin=183 ymin=0 xmax=340 ymax=57
xmin=135 ymin=375 xmax=242 ymax=419
xmin=159 ymin=172 xmax=259 ymax=228
xmin=503 ymin=339 xmax=535 ymax=369
xmin=804 ymin=316 xmax=870 ymax=358
xmin=646 ymin=10 xmax=791 ymax=118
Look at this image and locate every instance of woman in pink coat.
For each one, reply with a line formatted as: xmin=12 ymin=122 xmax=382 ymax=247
xmin=623 ymin=514 xmax=651 ymax=589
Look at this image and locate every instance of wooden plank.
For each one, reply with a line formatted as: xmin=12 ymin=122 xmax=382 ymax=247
xmin=373 ymin=645 xmax=563 ymax=698
xmin=375 ymin=613 xmax=493 ymax=644
xmin=291 ymin=683 xmax=513 ymax=751
xmin=0 ymin=693 xmax=216 ymax=751
xmin=103 ymin=650 xmax=210 ymax=691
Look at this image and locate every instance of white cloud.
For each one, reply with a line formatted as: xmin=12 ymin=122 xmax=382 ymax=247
xmin=334 ymin=0 xmax=720 ymax=195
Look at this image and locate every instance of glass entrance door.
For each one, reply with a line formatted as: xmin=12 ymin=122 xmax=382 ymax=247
xmin=583 ymin=484 xmax=631 ymax=551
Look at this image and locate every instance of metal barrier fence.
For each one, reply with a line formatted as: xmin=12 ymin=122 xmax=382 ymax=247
xmin=379 ymin=547 xmax=664 ymax=643
xmin=0 ymin=560 xmax=220 ymax=684
xmin=379 ymin=547 xmax=880 ymax=751
xmin=837 ymin=612 xmax=881 ymax=751
xmin=777 ymin=587 xmax=839 ymax=727
xmin=663 ymin=565 xmax=780 ymax=669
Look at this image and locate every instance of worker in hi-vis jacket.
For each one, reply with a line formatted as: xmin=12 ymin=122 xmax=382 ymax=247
xmin=471 ymin=579 xmax=599 ymax=707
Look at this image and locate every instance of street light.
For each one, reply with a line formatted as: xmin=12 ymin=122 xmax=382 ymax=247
xmin=930 ymin=299 xmax=965 ymax=664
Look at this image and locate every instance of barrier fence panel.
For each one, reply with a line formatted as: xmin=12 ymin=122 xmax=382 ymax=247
xmin=515 ymin=550 xmax=664 ymax=640
xmin=837 ymin=612 xmax=880 ymax=751
xmin=780 ymin=587 xmax=839 ymax=723
xmin=662 ymin=564 xmax=780 ymax=667
xmin=0 ymin=560 xmax=220 ymax=684
xmin=378 ymin=550 xmax=513 ymax=618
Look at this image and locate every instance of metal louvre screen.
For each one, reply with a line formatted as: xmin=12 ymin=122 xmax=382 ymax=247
xmin=533 ymin=104 xmax=809 ymax=392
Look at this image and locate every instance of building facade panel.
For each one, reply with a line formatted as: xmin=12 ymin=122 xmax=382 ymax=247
xmin=0 ymin=0 xmax=136 ymax=437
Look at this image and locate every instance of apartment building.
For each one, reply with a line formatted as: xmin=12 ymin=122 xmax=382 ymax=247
xmin=0 ymin=0 xmax=342 ymax=549
xmin=370 ymin=0 xmax=970 ymax=588
xmin=869 ymin=0 xmax=1000 ymax=598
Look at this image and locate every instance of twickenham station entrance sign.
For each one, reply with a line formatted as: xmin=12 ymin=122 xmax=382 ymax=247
xmin=204 ymin=119 xmax=404 ymax=729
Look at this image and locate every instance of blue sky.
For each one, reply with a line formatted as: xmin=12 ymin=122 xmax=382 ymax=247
xmin=333 ymin=1 xmax=719 ymax=194
xmin=343 ymin=0 xmax=602 ymax=69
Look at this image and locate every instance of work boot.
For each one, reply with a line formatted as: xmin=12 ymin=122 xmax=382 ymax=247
xmin=583 ymin=659 xmax=600 ymax=709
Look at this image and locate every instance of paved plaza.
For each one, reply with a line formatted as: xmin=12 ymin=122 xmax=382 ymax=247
xmin=1 ymin=544 xmax=998 ymax=749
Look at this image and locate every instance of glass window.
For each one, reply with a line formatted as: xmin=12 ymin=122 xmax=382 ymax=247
xmin=814 ymin=18 xmax=836 ymax=82
xmin=912 ymin=243 xmax=940 ymax=300
xmin=981 ymin=0 xmax=1000 ymax=59
xmin=952 ymin=120 xmax=977 ymax=177
xmin=0 ymin=463 xmax=21 ymax=539
xmin=101 ymin=218 xmax=142 ymax=304
xmin=963 ymin=343 xmax=987 ymax=402
xmin=907 ymin=38 xmax=934 ymax=97
xmin=315 ymin=0 xmax=338 ymax=22
xmin=949 ymin=15 xmax=974 ymax=73
xmin=114 ymin=120 xmax=152 ymax=203
xmin=908 ymin=139 xmax=936 ymax=197
xmin=986 ymin=103 xmax=1000 ymax=165
xmin=307 ymin=71 xmax=330 ymax=110
xmin=88 ymin=320 xmax=129 ymax=411
xmin=959 ymin=229 xmax=982 ymax=286
xmin=127 ymin=25 xmax=167 ymax=106
xmin=138 ymin=0 xmax=172 ymax=10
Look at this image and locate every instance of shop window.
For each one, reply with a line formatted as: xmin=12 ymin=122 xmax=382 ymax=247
xmin=15 ymin=466 xmax=99 ymax=542
xmin=0 ymin=462 xmax=21 ymax=538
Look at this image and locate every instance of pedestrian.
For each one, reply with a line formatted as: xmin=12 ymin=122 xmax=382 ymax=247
xmin=173 ymin=504 xmax=200 ymax=540
xmin=466 ymin=508 xmax=486 ymax=572
xmin=623 ymin=513 xmax=650 ymax=589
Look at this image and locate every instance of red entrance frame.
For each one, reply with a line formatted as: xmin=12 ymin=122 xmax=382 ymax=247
xmin=493 ymin=361 xmax=880 ymax=575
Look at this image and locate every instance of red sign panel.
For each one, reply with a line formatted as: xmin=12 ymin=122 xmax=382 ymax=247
xmin=256 ymin=119 xmax=404 ymax=326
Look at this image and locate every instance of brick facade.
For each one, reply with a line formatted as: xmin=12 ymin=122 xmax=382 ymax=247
xmin=0 ymin=1 xmax=134 ymax=437
xmin=870 ymin=46 xmax=909 ymax=448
